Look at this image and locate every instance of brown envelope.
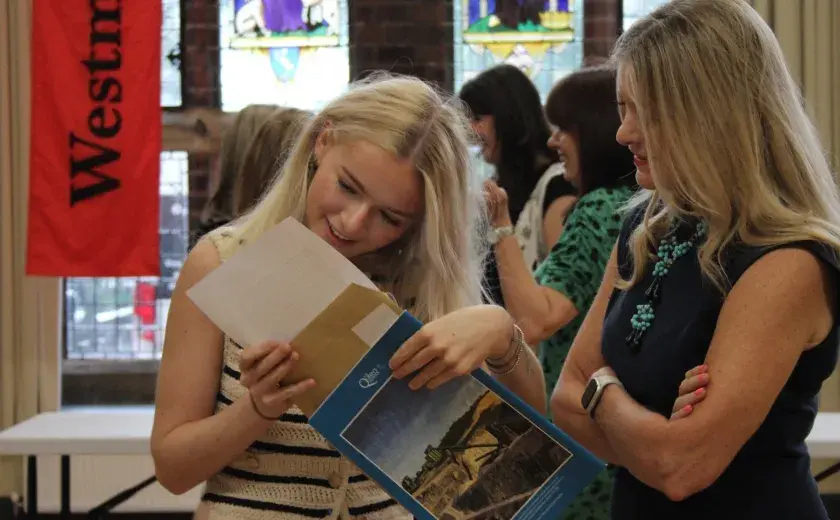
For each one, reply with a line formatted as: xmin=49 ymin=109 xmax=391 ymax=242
xmin=287 ymin=283 xmax=403 ymax=416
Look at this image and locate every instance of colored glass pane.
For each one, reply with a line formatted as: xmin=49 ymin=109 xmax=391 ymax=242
xmin=161 ymin=0 xmax=182 ymax=107
xmin=219 ymin=0 xmax=350 ymax=111
xmin=454 ymin=0 xmax=584 ymax=101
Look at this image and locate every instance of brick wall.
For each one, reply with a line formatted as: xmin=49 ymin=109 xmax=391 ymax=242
xmin=182 ymin=0 xmax=622 ymax=228
xmin=584 ymin=0 xmax=622 ymax=61
xmin=349 ymin=0 xmax=454 ymax=87
xmin=182 ymin=0 xmax=221 ymax=233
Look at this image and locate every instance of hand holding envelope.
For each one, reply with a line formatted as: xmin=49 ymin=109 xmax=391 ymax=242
xmin=238 ymin=340 xmax=315 ymax=420
xmin=187 ymin=218 xmax=404 ymax=417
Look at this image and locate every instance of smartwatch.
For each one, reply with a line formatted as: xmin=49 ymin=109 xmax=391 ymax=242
xmin=487 ymin=225 xmax=515 ymax=245
xmin=581 ymin=373 xmax=623 ymax=418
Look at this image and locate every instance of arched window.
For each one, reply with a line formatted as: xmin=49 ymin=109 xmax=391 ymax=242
xmin=453 ymin=0 xmax=585 ymax=101
xmin=219 ymin=0 xmax=350 ymax=111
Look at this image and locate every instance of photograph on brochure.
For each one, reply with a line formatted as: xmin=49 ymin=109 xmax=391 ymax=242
xmin=342 ymin=373 xmax=574 ymax=519
xmin=310 ymin=311 xmax=605 ymax=520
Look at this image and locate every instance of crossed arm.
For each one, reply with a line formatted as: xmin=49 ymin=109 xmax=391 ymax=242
xmin=551 ymin=245 xmax=835 ymax=501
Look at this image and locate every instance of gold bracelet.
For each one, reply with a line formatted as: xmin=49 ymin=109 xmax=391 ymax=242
xmin=487 ymin=323 xmax=525 ymax=374
xmin=487 ymin=322 xmax=522 ymax=366
xmin=488 ymin=341 xmax=523 ymax=376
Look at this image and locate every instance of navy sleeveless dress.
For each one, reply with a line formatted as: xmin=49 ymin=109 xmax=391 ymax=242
xmin=601 ymin=206 xmax=838 ymax=519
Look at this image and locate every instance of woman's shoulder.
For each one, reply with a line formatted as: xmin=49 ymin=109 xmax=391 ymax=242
xmin=173 ymin=238 xmax=223 ymax=299
xmin=194 ymin=224 xmax=244 ymax=262
xmin=579 ymin=185 xmax=633 ymax=205
xmin=570 ymin=186 xmax=634 ymax=222
xmin=726 ymin=238 xmax=840 ymax=286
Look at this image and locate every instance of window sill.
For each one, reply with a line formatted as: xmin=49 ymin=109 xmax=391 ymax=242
xmin=62 ymin=360 xmax=159 ymax=406
xmin=62 ymin=359 xmax=160 ymax=375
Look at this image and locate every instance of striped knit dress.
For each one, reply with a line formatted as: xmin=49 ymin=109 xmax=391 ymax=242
xmin=202 ymin=228 xmax=411 ymax=520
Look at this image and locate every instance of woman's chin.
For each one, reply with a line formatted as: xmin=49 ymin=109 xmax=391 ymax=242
xmin=561 ymin=170 xmax=580 ymax=189
xmin=635 ymin=168 xmax=656 ymax=190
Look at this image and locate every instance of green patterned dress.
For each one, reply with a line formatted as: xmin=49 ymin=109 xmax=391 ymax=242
xmin=533 ymin=185 xmax=632 ymax=520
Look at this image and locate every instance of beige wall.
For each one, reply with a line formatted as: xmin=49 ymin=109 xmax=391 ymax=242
xmin=751 ymin=0 xmax=840 ymax=494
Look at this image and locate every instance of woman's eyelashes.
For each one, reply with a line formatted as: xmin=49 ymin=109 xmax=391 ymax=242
xmin=616 ymin=101 xmax=627 ymax=119
xmin=337 ymin=178 xmax=356 ymax=194
xmin=381 ymin=212 xmax=400 ymax=226
xmin=336 ymin=178 xmax=401 ymax=227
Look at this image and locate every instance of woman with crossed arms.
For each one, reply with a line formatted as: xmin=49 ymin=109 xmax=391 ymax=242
xmin=390 ymin=0 xmax=839 ymax=518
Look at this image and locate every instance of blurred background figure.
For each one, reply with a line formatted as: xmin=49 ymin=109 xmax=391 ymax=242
xmin=232 ymin=107 xmax=312 ymax=216
xmin=191 ymin=104 xmax=282 ymax=246
xmin=459 ymin=64 xmax=577 ymax=307
xmin=484 ymin=64 xmax=636 ymax=520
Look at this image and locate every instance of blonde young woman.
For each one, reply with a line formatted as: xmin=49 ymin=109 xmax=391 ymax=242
xmin=151 ymin=74 xmax=545 ymax=520
xmin=544 ymin=1 xmax=840 ymax=518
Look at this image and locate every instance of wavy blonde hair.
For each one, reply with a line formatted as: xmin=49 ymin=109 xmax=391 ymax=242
xmin=613 ymin=0 xmax=840 ymax=292
xmin=230 ymin=73 xmax=487 ymax=322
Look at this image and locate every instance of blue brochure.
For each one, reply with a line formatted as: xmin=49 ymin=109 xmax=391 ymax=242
xmin=309 ymin=311 xmax=606 ymax=520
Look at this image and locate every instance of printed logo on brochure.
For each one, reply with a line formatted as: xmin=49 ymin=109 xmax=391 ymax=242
xmin=359 ymin=365 xmax=385 ymax=389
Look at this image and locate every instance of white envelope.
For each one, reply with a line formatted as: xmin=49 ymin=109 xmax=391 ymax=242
xmin=186 ymin=217 xmax=378 ymax=348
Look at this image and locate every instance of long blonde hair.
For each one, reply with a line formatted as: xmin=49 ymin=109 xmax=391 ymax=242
xmin=231 ymin=73 xmax=487 ymax=321
xmin=613 ymin=0 xmax=840 ymax=292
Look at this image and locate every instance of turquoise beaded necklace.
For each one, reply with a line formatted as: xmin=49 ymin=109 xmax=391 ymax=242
xmin=627 ymin=220 xmax=707 ymax=352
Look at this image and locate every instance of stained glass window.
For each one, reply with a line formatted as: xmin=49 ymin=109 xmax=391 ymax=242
xmin=453 ymin=0 xmax=584 ymax=101
xmin=622 ymin=0 xmax=670 ymax=30
xmin=219 ymin=0 xmax=350 ymax=111
xmin=161 ymin=0 xmax=182 ymax=107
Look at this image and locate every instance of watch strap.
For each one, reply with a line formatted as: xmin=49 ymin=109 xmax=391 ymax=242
xmin=586 ymin=375 xmax=623 ymax=418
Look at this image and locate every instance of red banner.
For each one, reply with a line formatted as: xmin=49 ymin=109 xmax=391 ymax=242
xmin=27 ymin=0 xmax=161 ymax=276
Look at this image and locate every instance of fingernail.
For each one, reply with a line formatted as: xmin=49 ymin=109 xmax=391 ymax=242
xmin=694 ymin=387 xmax=705 ymax=396
xmin=683 ymin=404 xmax=693 ymax=413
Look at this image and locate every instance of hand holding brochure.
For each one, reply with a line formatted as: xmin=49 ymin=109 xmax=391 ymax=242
xmin=308 ymin=284 xmax=605 ymax=520
xmin=187 ymin=217 xmax=605 ymax=519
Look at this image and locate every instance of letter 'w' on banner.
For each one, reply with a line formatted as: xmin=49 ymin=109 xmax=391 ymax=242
xmin=26 ymin=0 xmax=162 ymax=276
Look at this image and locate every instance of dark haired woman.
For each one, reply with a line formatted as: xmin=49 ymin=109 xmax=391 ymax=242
xmin=459 ymin=64 xmax=577 ymax=307
xmin=484 ymin=65 xmax=636 ymax=520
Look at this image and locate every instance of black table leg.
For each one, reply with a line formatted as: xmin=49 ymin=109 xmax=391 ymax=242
xmin=26 ymin=455 xmax=37 ymax=519
xmin=815 ymin=460 xmax=840 ymax=482
xmin=60 ymin=455 xmax=70 ymax=518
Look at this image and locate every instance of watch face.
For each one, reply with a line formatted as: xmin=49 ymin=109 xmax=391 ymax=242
xmin=581 ymin=379 xmax=598 ymax=409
